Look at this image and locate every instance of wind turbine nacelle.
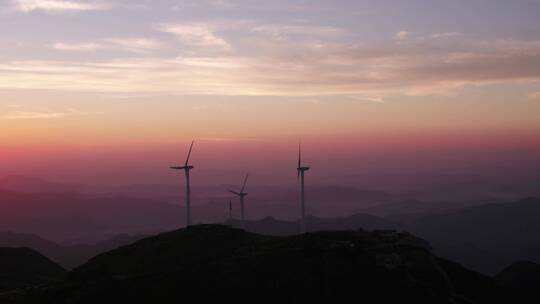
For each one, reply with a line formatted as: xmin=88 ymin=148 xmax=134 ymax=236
xmin=298 ymin=166 xmax=310 ymax=171
xmin=170 ymin=165 xmax=194 ymax=170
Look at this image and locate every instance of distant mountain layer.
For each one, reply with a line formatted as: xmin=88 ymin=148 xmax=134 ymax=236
xmin=361 ymin=199 xmax=485 ymax=224
xmin=363 ymin=199 xmax=460 ymax=217
xmin=409 ymin=197 xmax=540 ymax=274
xmin=0 ymin=175 xmax=83 ymax=193
xmin=0 ymin=231 xmax=144 ymax=270
xmin=0 ymin=247 xmax=65 ymax=292
xmin=2 ymin=225 xmax=511 ymax=304
xmin=0 ymin=232 xmax=64 ymax=259
xmin=0 ymin=188 xmax=181 ymax=241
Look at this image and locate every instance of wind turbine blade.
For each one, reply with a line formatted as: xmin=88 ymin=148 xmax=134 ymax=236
xmin=298 ymin=141 xmax=302 ymax=168
xmin=241 ymin=174 xmax=249 ymax=193
xmin=184 ymin=140 xmax=194 ymax=166
xmin=170 ymin=166 xmax=186 ymax=170
xmin=229 ymin=189 xmax=241 ymax=195
xmin=297 ymin=140 xmax=301 ymax=180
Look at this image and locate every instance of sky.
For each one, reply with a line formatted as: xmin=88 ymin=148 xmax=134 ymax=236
xmin=0 ymin=0 xmax=540 ymax=187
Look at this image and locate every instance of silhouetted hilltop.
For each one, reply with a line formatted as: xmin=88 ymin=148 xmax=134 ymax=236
xmin=0 ymin=247 xmax=65 ymax=292
xmin=2 ymin=225 xmax=511 ymax=304
xmin=0 ymin=231 xmax=145 ymax=270
xmin=0 ymin=231 xmax=64 ymax=260
xmin=409 ymin=197 xmax=540 ymax=274
xmin=495 ymin=260 xmax=540 ymax=304
xmin=224 ymin=213 xmax=402 ymax=236
xmin=58 ymin=234 xmax=146 ymax=270
xmin=224 ymin=216 xmax=298 ymax=235
xmin=306 ymin=213 xmax=402 ymax=231
xmin=435 ymin=257 xmax=511 ymax=303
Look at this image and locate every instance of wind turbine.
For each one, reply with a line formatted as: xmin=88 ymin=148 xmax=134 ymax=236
xmin=170 ymin=140 xmax=195 ymax=227
xmin=297 ymin=142 xmax=310 ymax=233
xmin=228 ymin=200 xmax=233 ymax=220
xmin=229 ymin=174 xmax=249 ymax=229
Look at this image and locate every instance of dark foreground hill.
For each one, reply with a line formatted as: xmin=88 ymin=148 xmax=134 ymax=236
xmin=495 ymin=260 xmax=540 ymax=304
xmin=0 ymin=248 xmax=65 ymax=292
xmin=2 ymin=225 xmax=511 ymax=304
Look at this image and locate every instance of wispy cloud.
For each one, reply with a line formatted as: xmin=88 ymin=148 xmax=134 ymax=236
xmin=430 ymin=32 xmax=463 ymax=39
xmin=528 ymin=92 xmax=540 ymax=101
xmin=2 ymin=111 xmax=66 ymax=119
xmin=252 ymin=25 xmax=344 ymax=38
xmin=52 ymin=38 xmax=164 ymax=53
xmin=159 ymin=23 xmax=233 ymax=52
xmin=346 ymin=94 xmax=385 ymax=103
xmin=206 ymin=0 xmax=234 ymax=8
xmin=394 ymin=31 xmax=411 ymax=41
xmin=1 ymin=109 xmax=96 ymax=119
xmin=199 ymin=137 xmax=261 ymax=142
xmin=1 ymin=34 xmax=540 ymax=97
xmin=105 ymin=38 xmax=164 ymax=53
xmin=52 ymin=42 xmax=107 ymax=51
xmin=11 ymin=0 xmax=109 ymax=13
xmin=198 ymin=0 xmax=334 ymax=12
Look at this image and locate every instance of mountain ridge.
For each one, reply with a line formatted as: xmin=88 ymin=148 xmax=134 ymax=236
xmin=2 ymin=225 xmax=512 ymax=304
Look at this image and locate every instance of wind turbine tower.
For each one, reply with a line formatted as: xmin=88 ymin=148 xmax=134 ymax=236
xmin=229 ymin=174 xmax=249 ymax=229
xmin=297 ymin=143 xmax=310 ymax=233
xmin=170 ymin=140 xmax=195 ymax=227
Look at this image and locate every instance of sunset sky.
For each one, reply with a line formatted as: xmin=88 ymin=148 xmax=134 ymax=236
xmin=1 ymin=0 xmax=540 ymax=186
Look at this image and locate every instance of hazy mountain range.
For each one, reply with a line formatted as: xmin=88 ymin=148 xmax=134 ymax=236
xmin=0 ymin=231 xmax=145 ymax=270
xmin=2 ymin=175 xmax=540 ymax=276
xmin=1 ymin=174 xmax=531 ymax=240
xmin=409 ymin=197 xmax=540 ymax=274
